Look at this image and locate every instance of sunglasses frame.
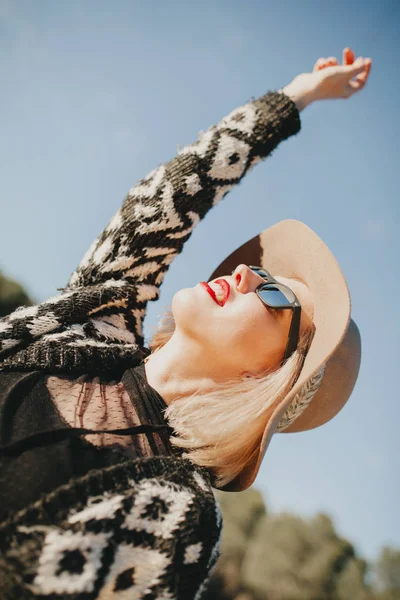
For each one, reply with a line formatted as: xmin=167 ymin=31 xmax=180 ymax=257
xmin=249 ymin=266 xmax=302 ymax=364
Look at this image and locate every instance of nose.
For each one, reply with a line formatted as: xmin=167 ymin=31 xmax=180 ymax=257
xmin=232 ymin=264 xmax=262 ymax=294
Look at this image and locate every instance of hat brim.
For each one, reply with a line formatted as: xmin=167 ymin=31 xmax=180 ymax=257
xmin=209 ymin=219 xmax=361 ymax=491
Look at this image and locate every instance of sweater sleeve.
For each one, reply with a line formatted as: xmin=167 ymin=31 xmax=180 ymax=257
xmin=0 ymin=91 xmax=300 ymax=361
xmin=66 ymin=91 xmax=300 ymax=297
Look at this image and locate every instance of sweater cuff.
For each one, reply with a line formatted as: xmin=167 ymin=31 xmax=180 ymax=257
xmin=253 ymin=90 xmax=302 ymax=154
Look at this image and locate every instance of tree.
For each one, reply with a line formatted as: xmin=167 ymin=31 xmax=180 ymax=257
xmin=242 ymin=512 xmax=372 ymax=600
xmin=204 ymin=489 xmax=266 ymax=599
xmin=203 ymin=490 xmax=374 ymax=600
xmin=373 ymin=547 xmax=400 ymax=600
xmin=0 ymin=270 xmax=33 ymax=317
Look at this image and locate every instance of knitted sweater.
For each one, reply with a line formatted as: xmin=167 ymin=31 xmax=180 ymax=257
xmin=0 ymin=91 xmax=301 ymax=599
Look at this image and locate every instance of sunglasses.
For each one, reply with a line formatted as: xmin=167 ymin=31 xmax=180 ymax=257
xmin=248 ymin=266 xmax=302 ymax=364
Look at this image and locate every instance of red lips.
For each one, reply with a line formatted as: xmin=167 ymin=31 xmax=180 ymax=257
xmin=200 ymin=279 xmax=230 ymax=307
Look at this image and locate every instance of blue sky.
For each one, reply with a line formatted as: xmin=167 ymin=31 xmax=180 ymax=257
xmin=1 ymin=0 xmax=399 ymax=562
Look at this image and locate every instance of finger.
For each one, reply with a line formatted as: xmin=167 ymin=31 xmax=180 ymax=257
xmin=347 ymin=62 xmax=372 ymax=95
xmin=327 ymin=56 xmax=339 ymax=65
xmin=314 ymin=57 xmax=327 ymax=71
xmin=347 ymin=78 xmax=366 ymax=94
xmin=363 ymin=58 xmax=372 ymax=81
xmin=346 ymin=57 xmax=366 ymax=77
xmin=343 ymin=47 xmax=355 ymax=65
xmin=352 ymin=59 xmax=372 ymax=86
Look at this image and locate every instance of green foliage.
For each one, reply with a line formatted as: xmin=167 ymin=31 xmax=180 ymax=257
xmin=336 ymin=559 xmax=373 ymax=600
xmin=242 ymin=512 xmax=369 ymax=600
xmin=204 ymin=489 xmax=396 ymax=600
xmin=217 ymin=489 xmax=266 ymax=540
xmin=206 ymin=489 xmax=266 ymax=600
xmin=0 ymin=271 xmax=33 ymax=317
xmin=373 ymin=547 xmax=400 ymax=600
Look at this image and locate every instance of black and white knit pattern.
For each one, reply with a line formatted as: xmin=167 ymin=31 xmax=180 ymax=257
xmin=0 ymin=91 xmax=300 ymax=374
xmin=0 ymin=457 xmax=222 ymax=600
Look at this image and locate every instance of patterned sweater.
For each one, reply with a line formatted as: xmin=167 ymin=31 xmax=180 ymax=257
xmin=0 ymin=91 xmax=301 ymax=599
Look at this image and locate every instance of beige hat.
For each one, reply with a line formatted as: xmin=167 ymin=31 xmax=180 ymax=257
xmin=209 ymin=219 xmax=361 ymax=492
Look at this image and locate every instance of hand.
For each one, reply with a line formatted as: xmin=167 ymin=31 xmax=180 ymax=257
xmin=280 ymin=48 xmax=372 ymax=111
xmin=312 ymin=48 xmax=372 ymax=100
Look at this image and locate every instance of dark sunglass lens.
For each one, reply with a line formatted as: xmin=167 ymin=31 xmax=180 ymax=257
xmin=250 ymin=267 xmax=270 ymax=278
xmin=259 ymin=286 xmax=292 ymax=307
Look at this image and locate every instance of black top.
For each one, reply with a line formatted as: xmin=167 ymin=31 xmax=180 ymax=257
xmin=0 ymin=363 xmax=180 ymax=521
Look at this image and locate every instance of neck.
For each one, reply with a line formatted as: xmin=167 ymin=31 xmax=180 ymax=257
xmin=144 ymin=332 xmax=222 ymax=405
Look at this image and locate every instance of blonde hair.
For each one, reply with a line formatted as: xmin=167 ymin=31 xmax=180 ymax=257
xmin=150 ymin=310 xmax=313 ymax=489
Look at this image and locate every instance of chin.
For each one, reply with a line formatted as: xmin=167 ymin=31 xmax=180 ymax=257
xmin=172 ymin=286 xmax=196 ymax=318
xmin=172 ymin=285 xmax=207 ymax=335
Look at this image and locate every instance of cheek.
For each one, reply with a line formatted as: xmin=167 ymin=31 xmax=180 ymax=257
xmin=207 ymin=301 xmax=264 ymax=356
xmin=229 ymin=312 xmax=269 ymax=355
xmin=222 ymin=302 xmax=284 ymax=369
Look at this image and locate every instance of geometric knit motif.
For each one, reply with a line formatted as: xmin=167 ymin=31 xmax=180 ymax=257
xmin=0 ymin=457 xmax=222 ymax=600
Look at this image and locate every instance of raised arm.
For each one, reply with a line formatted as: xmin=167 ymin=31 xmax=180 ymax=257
xmin=0 ymin=49 xmax=371 ymax=359
xmin=0 ymin=92 xmax=303 ymax=362
xmin=66 ymin=92 xmax=301 ymax=297
xmin=66 ymin=50 xmax=370 ymax=300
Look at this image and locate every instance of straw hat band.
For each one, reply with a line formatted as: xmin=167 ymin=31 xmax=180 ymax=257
xmin=276 ymin=364 xmax=326 ymax=432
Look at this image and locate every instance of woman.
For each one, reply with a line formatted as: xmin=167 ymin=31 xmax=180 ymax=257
xmin=0 ymin=48 xmax=371 ymax=598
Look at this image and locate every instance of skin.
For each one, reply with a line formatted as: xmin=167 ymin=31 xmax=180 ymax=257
xmin=145 ymin=47 xmax=372 ymax=405
xmin=145 ymin=266 xmax=313 ymax=405
xmin=280 ymin=47 xmax=372 ymax=110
